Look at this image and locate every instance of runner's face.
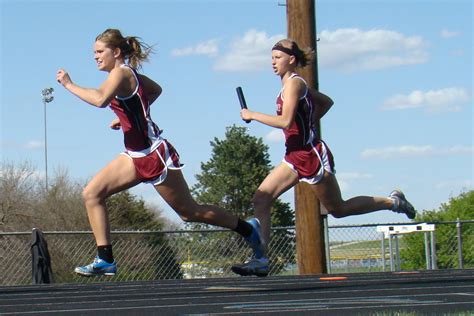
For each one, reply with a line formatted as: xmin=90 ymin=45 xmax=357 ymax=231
xmin=94 ymin=40 xmax=116 ymax=72
xmin=271 ymin=50 xmax=293 ymax=76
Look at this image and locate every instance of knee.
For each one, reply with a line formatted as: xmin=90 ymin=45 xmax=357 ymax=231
xmin=329 ymin=209 xmax=345 ymax=218
xmin=178 ymin=212 xmax=195 ymax=223
xmin=323 ymin=203 xmax=345 ymax=218
xmin=81 ymin=186 xmax=102 ymax=206
xmin=174 ymin=203 xmax=201 ymax=223
xmin=328 ymin=205 xmax=350 ymax=218
xmin=179 ymin=215 xmax=191 ymax=223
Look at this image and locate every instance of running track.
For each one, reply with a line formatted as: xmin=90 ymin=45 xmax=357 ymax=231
xmin=1 ymin=269 xmax=473 ymax=315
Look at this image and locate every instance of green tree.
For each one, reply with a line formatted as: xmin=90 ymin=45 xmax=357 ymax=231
xmin=401 ymin=190 xmax=474 ymax=270
xmin=106 ymin=191 xmax=164 ymax=230
xmin=192 ymin=125 xmax=271 ymax=219
xmin=190 ymin=125 xmax=295 ymax=273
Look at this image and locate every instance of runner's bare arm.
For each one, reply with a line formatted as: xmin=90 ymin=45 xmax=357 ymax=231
xmin=243 ymin=79 xmax=303 ymax=129
xmin=56 ymin=67 xmax=125 ymax=108
xmin=139 ymin=74 xmax=162 ymax=105
xmin=310 ymin=88 xmax=334 ymax=119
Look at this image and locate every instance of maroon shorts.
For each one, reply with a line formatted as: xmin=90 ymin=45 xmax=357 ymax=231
xmin=123 ymin=140 xmax=184 ymax=185
xmin=283 ymin=141 xmax=335 ymax=184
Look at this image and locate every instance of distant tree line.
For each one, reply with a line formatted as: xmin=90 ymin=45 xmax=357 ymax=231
xmin=0 ymin=161 xmax=174 ymax=232
xmin=401 ymin=190 xmax=474 ymax=269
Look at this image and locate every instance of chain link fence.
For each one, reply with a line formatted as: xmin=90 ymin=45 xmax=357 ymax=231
xmin=328 ymin=220 xmax=474 ymax=273
xmin=1 ymin=220 xmax=472 ymax=286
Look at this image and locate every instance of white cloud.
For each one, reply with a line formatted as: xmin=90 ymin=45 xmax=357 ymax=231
xmin=265 ymin=129 xmax=285 ymax=143
xmin=435 ymin=179 xmax=473 ymax=190
xmin=336 ymin=172 xmax=373 ymax=193
xmin=440 ymin=29 xmax=460 ymax=38
xmin=361 ymin=145 xmax=433 ymax=159
xmin=318 ymin=28 xmax=429 ymax=72
xmin=337 ymin=179 xmax=350 ymax=192
xmin=337 ymin=172 xmax=373 ymax=181
xmin=445 ymin=145 xmax=474 ymax=155
xmin=171 ymin=39 xmax=219 ymax=57
xmin=171 ymin=28 xmax=429 ymax=73
xmin=361 ymin=145 xmax=474 ymax=159
xmin=2 ymin=140 xmax=44 ymax=150
xmin=381 ymin=87 xmax=470 ymax=112
xmin=450 ymin=49 xmax=465 ymax=57
xmin=214 ymin=29 xmax=284 ymax=72
xmin=24 ymin=140 xmax=44 ymax=149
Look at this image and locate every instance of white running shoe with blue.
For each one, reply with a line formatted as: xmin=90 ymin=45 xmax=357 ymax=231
xmin=74 ymin=256 xmax=116 ymax=276
xmin=390 ymin=189 xmax=416 ymax=219
xmin=231 ymin=257 xmax=269 ymax=277
xmin=244 ymin=218 xmax=265 ymax=259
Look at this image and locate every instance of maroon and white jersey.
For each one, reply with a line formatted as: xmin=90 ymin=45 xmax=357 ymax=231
xmin=276 ymin=73 xmax=318 ymax=152
xmin=277 ymin=73 xmax=335 ymax=183
xmin=109 ymin=64 xmax=162 ymax=157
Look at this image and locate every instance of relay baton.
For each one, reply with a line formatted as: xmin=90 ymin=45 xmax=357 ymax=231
xmin=236 ymin=86 xmax=250 ymax=123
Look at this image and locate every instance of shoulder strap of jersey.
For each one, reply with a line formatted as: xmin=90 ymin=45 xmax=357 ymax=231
xmin=116 ymin=64 xmax=140 ymax=100
xmin=287 ymin=73 xmax=308 ymax=100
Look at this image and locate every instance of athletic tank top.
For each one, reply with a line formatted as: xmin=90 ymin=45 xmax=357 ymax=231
xmin=109 ymin=64 xmax=162 ymax=155
xmin=276 ymin=73 xmax=318 ymax=151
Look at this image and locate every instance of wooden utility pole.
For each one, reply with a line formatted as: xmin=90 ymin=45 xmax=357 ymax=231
xmin=287 ymin=0 xmax=327 ymax=274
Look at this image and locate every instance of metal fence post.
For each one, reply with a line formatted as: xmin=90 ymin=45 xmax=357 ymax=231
xmin=424 ymin=232 xmax=431 ymax=269
xmin=388 ymin=235 xmax=394 ymax=271
xmin=456 ymin=218 xmax=464 ymax=269
xmin=381 ymin=233 xmax=386 ymax=272
xmin=324 ymin=216 xmax=331 ymax=274
xmin=394 ymin=235 xmax=401 ymax=271
xmin=430 ymin=231 xmax=437 ymax=269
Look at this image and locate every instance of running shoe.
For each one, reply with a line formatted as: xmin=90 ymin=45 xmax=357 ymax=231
xmin=231 ymin=257 xmax=269 ymax=277
xmin=390 ymin=189 xmax=416 ymax=219
xmin=244 ymin=218 xmax=264 ymax=259
xmin=74 ymin=256 xmax=116 ymax=276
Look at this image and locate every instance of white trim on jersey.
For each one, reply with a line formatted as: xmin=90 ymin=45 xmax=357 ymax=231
xmin=279 ymin=73 xmax=309 ymax=101
xmin=116 ymin=64 xmax=139 ymax=100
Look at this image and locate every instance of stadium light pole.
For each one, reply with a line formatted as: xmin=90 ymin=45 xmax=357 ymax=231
xmin=41 ymin=88 xmax=54 ymax=189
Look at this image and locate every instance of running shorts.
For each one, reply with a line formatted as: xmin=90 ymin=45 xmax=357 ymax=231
xmin=283 ymin=140 xmax=335 ymax=184
xmin=122 ymin=139 xmax=184 ymax=185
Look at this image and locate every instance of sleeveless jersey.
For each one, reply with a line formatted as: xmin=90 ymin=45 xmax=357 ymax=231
xmin=109 ymin=64 xmax=162 ymax=156
xmin=276 ymin=73 xmax=318 ymax=152
xmin=277 ymin=74 xmax=335 ymax=182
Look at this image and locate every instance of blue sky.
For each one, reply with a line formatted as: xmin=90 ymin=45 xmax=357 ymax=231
xmin=1 ymin=0 xmax=472 ymax=226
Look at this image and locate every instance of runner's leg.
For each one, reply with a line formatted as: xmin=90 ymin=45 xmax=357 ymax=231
xmin=154 ymin=169 xmax=239 ymax=229
xmin=82 ymin=154 xmax=141 ymax=245
xmin=311 ymin=171 xmax=392 ymax=218
xmin=252 ymin=163 xmax=299 ymax=247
